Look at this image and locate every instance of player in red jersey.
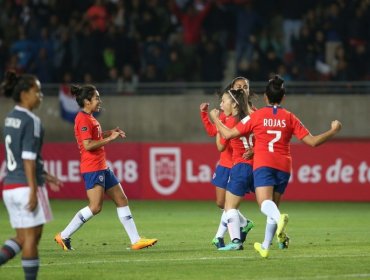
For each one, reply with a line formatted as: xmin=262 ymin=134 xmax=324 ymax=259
xmin=55 ymin=84 xmax=157 ymax=251
xmin=210 ymin=75 xmax=342 ymax=257
xmin=200 ymin=77 xmax=254 ymax=249
xmin=214 ymin=88 xmax=255 ymax=251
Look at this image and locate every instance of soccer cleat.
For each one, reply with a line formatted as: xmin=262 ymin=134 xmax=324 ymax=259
xmin=218 ymin=239 xmax=243 ymax=251
xmin=276 ymin=213 xmax=289 ymax=243
xmin=131 ymin=238 xmax=158 ymax=250
xmin=278 ymin=234 xmax=290 ymax=249
xmin=54 ymin=233 xmax=74 ymax=251
xmin=212 ymin=237 xmax=225 ymax=249
xmin=240 ymin=220 xmax=255 ymax=243
xmin=254 ymin=242 xmax=269 ymax=258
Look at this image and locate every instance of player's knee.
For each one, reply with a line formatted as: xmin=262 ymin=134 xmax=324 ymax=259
xmin=112 ymin=194 xmax=128 ymax=207
xmin=216 ymin=199 xmax=225 ymax=209
xmin=89 ymin=205 xmax=103 ymax=215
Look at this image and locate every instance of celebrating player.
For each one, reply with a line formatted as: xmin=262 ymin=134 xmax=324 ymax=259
xmin=54 ymin=84 xmax=157 ymax=251
xmin=200 ymin=77 xmax=254 ymax=249
xmin=214 ymin=88 xmax=255 ymax=250
xmin=210 ymin=75 xmax=342 ymax=257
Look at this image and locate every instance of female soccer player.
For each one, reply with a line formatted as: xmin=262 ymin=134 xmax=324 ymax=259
xmin=214 ymin=88 xmax=255 ymax=251
xmin=54 ymin=84 xmax=157 ymax=251
xmin=200 ymin=77 xmax=254 ymax=249
xmin=1 ymin=71 xmax=62 ymax=279
xmin=210 ymin=75 xmax=342 ymax=257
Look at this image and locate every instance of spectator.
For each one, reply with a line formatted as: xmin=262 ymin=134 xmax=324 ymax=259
xmin=331 ymin=45 xmax=349 ymax=81
xmin=0 ymin=0 xmax=369 ymax=83
xmin=118 ymin=64 xmax=139 ymax=95
xmin=281 ymin=0 xmax=314 ymax=54
xmin=86 ymin=0 xmax=108 ymax=32
xmin=165 ymin=48 xmax=186 ymax=82
xmin=199 ymin=37 xmax=224 ymax=82
xmin=10 ymin=27 xmax=36 ymax=72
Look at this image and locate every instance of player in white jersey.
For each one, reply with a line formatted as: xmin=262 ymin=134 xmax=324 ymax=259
xmin=1 ymin=71 xmax=62 ymax=280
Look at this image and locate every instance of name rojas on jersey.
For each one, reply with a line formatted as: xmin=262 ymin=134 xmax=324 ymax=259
xmin=263 ymin=118 xmax=286 ymax=128
xmin=241 ymin=115 xmax=287 ymax=128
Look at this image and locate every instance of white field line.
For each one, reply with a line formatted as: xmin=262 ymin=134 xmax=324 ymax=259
xmin=2 ymin=253 xmax=370 ymax=269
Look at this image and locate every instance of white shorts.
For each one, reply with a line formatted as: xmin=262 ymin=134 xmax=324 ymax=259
xmin=3 ymin=186 xmax=53 ymax=229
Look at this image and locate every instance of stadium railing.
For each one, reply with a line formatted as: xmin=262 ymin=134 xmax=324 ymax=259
xmin=41 ymin=81 xmax=370 ymax=96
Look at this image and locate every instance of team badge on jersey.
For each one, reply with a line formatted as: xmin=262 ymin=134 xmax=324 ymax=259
xmin=149 ymin=147 xmax=181 ymax=196
xmin=81 ymin=126 xmax=88 ymax=131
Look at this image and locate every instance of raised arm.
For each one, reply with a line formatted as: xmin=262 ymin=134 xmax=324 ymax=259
xmin=209 ymin=109 xmax=241 ymax=140
xmin=200 ymin=103 xmax=217 ymax=137
xmin=301 ymin=120 xmax=342 ymax=147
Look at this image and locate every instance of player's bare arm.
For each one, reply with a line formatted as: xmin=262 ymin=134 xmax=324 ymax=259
xmin=43 ymin=171 xmax=63 ymax=192
xmin=83 ymin=131 xmax=123 ymax=151
xmin=24 ymin=159 xmax=38 ymax=211
xmin=302 ymin=120 xmax=342 ymax=147
xmin=103 ymin=127 xmax=126 ymax=139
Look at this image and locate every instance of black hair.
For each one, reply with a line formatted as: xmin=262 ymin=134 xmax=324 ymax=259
xmin=0 ymin=71 xmax=37 ymax=102
xmin=70 ymin=84 xmax=97 ymax=108
xmin=225 ymin=88 xmax=249 ymax=121
xmin=224 ymin=76 xmax=256 ymax=106
xmin=265 ymin=74 xmax=285 ymax=104
xmin=222 ymin=76 xmax=248 ymax=92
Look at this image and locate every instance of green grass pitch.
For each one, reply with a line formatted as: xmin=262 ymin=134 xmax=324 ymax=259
xmin=1 ymin=200 xmax=370 ymax=280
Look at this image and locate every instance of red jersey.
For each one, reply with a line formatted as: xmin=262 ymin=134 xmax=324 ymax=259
xmin=221 ymin=116 xmax=254 ymax=166
xmin=200 ymin=111 xmax=232 ymax=168
xmin=74 ymin=111 xmax=107 ymax=173
xmin=236 ymin=106 xmax=309 ymax=172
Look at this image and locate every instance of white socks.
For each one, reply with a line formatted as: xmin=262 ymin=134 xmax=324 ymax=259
xmin=262 ymin=217 xmax=277 ymax=249
xmin=60 ymin=206 xmax=141 ymax=245
xmin=238 ymin=210 xmax=248 ymax=227
xmin=261 ymin=200 xmax=280 ymax=223
xmin=215 ymin=210 xmax=228 ymax=238
xmin=226 ymin=209 xmax=240 ymax=241
xmin=260 ymin=200 xmax=281 ymax=249
xmin=61 ymin=206 xmax=94 ymax=239
xmin=215 ymin=209 xmax=248 ymax=239
xmin=117 ymin=206 xmax=140 ymax=244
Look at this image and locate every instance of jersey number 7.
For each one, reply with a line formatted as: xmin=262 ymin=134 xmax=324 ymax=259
xmin=267 ymin=130 xmax=281 ymax=152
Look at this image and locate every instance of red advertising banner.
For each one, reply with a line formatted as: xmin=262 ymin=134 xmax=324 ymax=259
xmin=1 ymin=142 xmax=370 ymax=201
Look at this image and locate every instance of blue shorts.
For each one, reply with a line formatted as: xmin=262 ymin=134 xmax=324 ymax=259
xmin=254 ymin=167 xmax=290 ymax=194
xmin=226 ymin=163 xmax=254 ymax=197
xmin=82 ymin=169 xmax=120 ymax=191
xmin=211 ymin=165 xmax=230 ymax=189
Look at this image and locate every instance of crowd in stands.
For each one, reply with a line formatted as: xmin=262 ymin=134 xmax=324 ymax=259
xmin=0 ymin=0 xmax=369 ymax=89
